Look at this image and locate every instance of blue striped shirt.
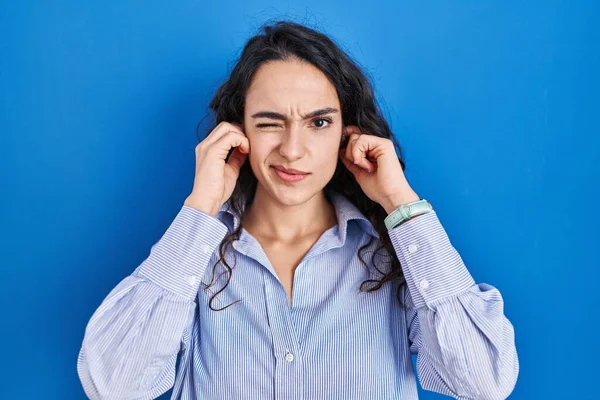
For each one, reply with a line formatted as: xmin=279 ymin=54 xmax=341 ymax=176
xmin=77 ymin=189 xmax=519 ymax=399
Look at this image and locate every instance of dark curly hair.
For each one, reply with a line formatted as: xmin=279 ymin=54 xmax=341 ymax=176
xmin=196 ymin=19 xmax=409 ymax=311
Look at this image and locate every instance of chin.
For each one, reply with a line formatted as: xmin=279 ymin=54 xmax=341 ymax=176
xmin=271 ymin=187 xmax=313 ymax=205
xmin=264 ymin=177 xmax=323 ymax=205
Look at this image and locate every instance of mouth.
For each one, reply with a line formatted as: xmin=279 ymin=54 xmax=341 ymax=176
xmin=272 ymin=165 xmax=309 ymax=175
xmin=271 ymin=166 xmax=310 ymax=183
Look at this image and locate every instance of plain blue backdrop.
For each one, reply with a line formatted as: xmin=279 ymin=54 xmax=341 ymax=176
xmin=1 ymin=1 xmax=598 ymax=399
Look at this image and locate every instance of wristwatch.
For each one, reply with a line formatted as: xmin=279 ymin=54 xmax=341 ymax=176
xmin=384 ymin=198 xmax=433 ymax=230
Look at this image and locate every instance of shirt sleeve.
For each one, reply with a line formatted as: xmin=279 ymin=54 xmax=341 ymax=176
xmin=76 ymin=205 xmax=229 ymax=400
xmin=388 ymin=210 xmax=520 ymax=400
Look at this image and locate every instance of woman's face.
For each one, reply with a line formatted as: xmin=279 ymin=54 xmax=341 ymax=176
xmin=243 ymin=59 xmax=343 ymax=205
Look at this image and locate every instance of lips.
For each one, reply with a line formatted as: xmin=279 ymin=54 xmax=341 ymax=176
xmin=272 ymin=165 xmax=309 ymax=175
xmin=272 ymin=167 xmax=309 ymax=183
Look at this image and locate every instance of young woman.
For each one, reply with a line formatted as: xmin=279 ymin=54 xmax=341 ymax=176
xmin=77 ymin=20 xmax=519 ymax=399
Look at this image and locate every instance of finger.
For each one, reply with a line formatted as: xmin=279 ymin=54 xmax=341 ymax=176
xmin=205 ymin=122 xmax=246 ymax=145
xmin=203 ymin=121 xmax=229 ymax=143
xmin=344 ymin=137 xmax=358 ymax=163
xmin=339 ymin=150 xmax=362 ymax=176
xmin=214 ymin=130 xmax=250 ymax=159
xmin=348 ymin=136 xmax=375 ymax=172
xmin=226 ymin=146 xmax=247 ymax=173
xmin=340 ymin=153 xmax=363 ymax=177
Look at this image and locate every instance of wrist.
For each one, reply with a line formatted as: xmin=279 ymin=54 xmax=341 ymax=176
xmin=183 ymin=196 xmax=221 ymax=217
xmin=382 ymin=191 xmax=420 ymax=215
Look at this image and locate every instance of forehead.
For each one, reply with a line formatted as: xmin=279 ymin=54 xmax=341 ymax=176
xmin=245 ymin=60 xmax=339 ymax=110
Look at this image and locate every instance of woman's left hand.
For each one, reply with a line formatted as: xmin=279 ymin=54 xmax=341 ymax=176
xmin=339 ymin=126 xmax=421 ymax=214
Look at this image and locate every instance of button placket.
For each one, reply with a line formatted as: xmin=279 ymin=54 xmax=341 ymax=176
xmin=285 ymin=350 xmax=295 ymax=362
xmin=263 ymin=270 xmax=304 ymax=400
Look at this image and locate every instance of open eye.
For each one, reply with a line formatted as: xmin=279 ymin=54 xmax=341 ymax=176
xmin=312 ymin=117 xmax=333 ymax=129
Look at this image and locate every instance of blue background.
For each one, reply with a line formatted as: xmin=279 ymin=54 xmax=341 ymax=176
xmin=2 ymin=1 xmax=598 ymax=399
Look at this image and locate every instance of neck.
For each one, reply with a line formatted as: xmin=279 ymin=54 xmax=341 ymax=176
xmin=242 ymin=186 xmax=338 ymax=243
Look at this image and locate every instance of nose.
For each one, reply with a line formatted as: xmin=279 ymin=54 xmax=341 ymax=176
xmin=278 ymin=125 xmax=306 ymax=160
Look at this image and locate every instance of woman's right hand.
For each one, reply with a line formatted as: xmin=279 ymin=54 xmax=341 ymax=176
xmin=184 ymin=121 xmax=250 ymax=216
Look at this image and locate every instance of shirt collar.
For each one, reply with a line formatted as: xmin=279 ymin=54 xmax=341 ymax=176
xmin=216 ymin=189 xmax=380 ymax=243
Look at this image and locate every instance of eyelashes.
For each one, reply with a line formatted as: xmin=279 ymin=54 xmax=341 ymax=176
xmin=255 ymin=117 xmax=333 ymax=130
xmin=311 ymin=117 xmax=333 ymax=129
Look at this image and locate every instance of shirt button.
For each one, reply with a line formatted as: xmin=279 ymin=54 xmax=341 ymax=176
xmin=187 ymin=275 xmax=198 ymax=286
xmin=419 ymin=279 xmax=430 ymax=290
xmin=407 ymin=244 xmax=419 ymax=253
xmin=199 ymin=244 xmax=211 ymax=254
xmin=285 ymin=352 xmax=294 ymax=362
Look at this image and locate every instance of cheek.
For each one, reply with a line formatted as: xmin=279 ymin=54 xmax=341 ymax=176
xmin=318 ymin=143 xmax=343 ymax=169
xmin=246 ymin=142 xmax=271 ymax=172
xmin=248 ymin=136 xmax=276 ymax=156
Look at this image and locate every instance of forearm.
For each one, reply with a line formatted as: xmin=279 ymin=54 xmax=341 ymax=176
xmin=391 ymin=210 xmax=519 ymax=398
xmin=77 ymin=205 xmax=229 ymax=398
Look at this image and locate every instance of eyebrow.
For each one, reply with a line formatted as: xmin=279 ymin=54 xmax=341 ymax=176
xmin=250 ymin=107 xmax=339 ymax=121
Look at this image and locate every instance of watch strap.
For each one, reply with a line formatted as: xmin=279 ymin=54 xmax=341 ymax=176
xmin=384 ymin=199 xmax=433 ymax=230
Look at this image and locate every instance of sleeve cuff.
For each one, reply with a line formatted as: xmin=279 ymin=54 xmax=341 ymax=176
xmin=388 ymin=210 xmax=475 ymax=309
xmin=134 ymin=205 xmax=230 ymax=301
